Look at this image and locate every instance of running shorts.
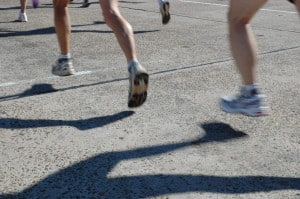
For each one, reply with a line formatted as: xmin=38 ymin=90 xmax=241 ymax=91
xmin=288 ymin=0 xmax=295 ymax=4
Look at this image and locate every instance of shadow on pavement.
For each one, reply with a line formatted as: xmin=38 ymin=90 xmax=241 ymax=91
xmin=1 ymin=122 xmax=299 ymax=198
xmin=0 ymin=24 xmax=159 ymax=37
xmin=0 ymin=27 xmax=56 ymax=37
xmin=198 ymin=122 xmax=248 ymax=142
xmin=0 ymin=84 xmax=58 ymax=102
xmin=0 ymin=6 xmax=20 ymax=11
xmin=0 ymin=111 xmax=134 ymax=130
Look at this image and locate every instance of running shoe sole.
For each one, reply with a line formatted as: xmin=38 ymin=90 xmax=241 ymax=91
xmin=17 ymin=18 xmax=27 ymax=22
xmin=52 ymin=67 xmax=75 ymax=76
xmin=161 ymin=2 xmax=170 ymax=25
xmin=128 ymin=73 xmax=149 ymax=108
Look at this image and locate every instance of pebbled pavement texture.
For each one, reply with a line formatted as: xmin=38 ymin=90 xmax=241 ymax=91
xmin=0 ymin=0 xmax=299 ymax=198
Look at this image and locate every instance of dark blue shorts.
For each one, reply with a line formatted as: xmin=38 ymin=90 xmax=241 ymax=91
xmin=288 ymin=0 xmax=295 ymax=4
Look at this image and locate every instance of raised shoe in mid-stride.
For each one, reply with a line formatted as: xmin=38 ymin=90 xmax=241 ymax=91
xmin=128 ymin=61 xmax=149 ymax=108
xmin=220 ymin=87 xmax=269 ymax=117
xmin=160 ymin=1 xmax=170 ymax=25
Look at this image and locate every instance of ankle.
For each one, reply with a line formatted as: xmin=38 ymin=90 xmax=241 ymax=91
xmin=242 ymin=84 xmax=259 ymax=97
xmin=59 ymin=54 xmax=71 ymax=60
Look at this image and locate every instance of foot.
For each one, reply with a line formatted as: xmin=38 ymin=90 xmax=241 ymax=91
xmin=220 ymin=86 xmax=269 ymax=117
xmin=160 ymin=1 xmax=170 ymax=25
xmin=17 ymin=13 xmax=28 ymax=22
xmin=52 ymin=58 xmax=75 ymax=76
xmin=128 ymin=61 xmax=149 ymax=108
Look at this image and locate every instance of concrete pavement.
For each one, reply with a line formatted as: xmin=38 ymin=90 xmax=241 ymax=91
xmin=0 ymin=0 xmax=299 ymax=198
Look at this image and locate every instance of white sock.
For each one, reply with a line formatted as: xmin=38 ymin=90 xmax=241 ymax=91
xmin=59 ymin=54 xmax=71 ymax=59
xmin=128 ymin=59 xmax=138 ymax=66
xmin=158 ymin=0 xmax=166 ymax=6
xmin=242 ymin=84 xmax=258 ymax=96
xmin=243 ymin=84 xmax=256 ymax=90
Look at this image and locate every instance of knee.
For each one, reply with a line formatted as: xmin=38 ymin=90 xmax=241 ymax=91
xmin=228 ymin=11 xmax=250 ymax=28
xmin=54 ymin=6 xmax=67 ymax=17
xmin=53 ymin=0 xmax=68 ymax=9
xmin=53 ymin=1 xmax=69 ymax=19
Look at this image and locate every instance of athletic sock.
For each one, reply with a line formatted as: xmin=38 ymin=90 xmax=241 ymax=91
xmin=59 ymin=54 xmax=71 ymax=60
xmin=158 ymin=0 xmax=166 ymax=6
xmin=242 ymin=84 xmax=258 ymax=97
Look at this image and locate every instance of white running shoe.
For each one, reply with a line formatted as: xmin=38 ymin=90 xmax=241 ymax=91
xmin=18 ymin=13 xmax=28 ymax=22
xmin=52 ymin=58 xmax=75 ymax=76
xmin=220 ymin=87 xmax=269 ymax=117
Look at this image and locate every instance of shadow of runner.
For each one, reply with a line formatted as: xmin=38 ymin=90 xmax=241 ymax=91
xmin=0 ymin=27 xmax=55 ymax=37
xmin=199 ymin=122 xmax=249 ymax=142
xmin=1 ymin=122 xmax=298 ymax=198
xmin=0 ymin=84 xmax=58 ymax=102
xmin=0 ymin=26 xmax=159 ymax=37
xmin=0 ymin=6 xmax=20 ymax=11
xmin=0 ymin=111 xmax=134 ymax=130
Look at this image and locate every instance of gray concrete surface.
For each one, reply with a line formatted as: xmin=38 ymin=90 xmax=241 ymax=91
xmin=0 ymin=0 xmax=299 ymax=198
